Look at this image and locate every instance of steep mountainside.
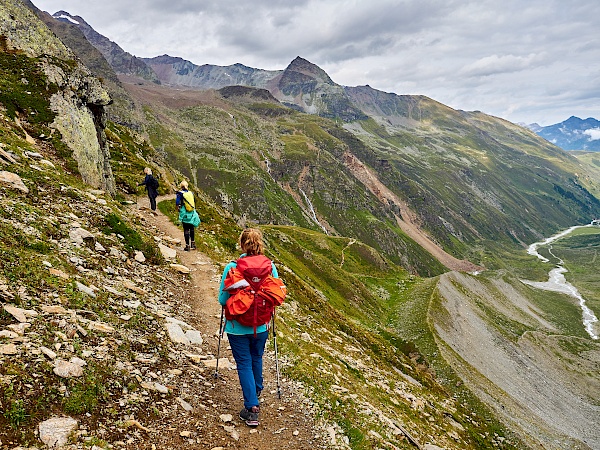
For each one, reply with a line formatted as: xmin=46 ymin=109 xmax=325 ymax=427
xmin=0 ymin=0 xmax=115 ymax=194
xmin=122 ymin=76 xmax=600 ymax=274
xmin=344 ymin=85 xmax=600 ymax=259
xmin=530 ymin=116 xmax=600 ymax=151
xmin=22 ymin=3 xmax=144 ymax=128
xmin=52 ymin=10 xmax=160 ymax=84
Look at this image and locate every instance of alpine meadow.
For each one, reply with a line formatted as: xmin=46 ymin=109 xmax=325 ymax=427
xmin=0 ymin=1 xmax=599 ymax=450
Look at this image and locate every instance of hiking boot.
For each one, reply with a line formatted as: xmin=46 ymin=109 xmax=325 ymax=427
xmin=184 ymin=245 xmax=190 ymax=252
xmin=239 ymin=406 xmax=260 ymax=427
xmin=190 ymin=241 xmax=196 ymax=250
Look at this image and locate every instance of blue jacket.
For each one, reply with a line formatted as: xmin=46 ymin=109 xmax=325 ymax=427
xmin=218 ymin=255 xmax=279 ymax=335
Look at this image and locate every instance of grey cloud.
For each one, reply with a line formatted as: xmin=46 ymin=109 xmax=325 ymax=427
xmin=30 ymin=0 xmax=600 ymax=124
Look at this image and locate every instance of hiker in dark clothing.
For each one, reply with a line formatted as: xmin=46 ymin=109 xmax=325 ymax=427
xmin=138 ymin=167 xmax=158 ymax=211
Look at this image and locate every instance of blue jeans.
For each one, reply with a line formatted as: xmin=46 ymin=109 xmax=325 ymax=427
xmin=228 ymin=331 xmax=268 ymax=409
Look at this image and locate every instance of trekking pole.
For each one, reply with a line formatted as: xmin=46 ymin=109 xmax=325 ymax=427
xmin=272 ymin=311 xmax=282 ymax=399
xmin=214 ymin=307 xmax=225 ymax=378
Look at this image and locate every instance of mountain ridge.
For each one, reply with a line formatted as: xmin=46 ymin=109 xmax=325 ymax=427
xmin=528 ymin=115 xmax=600 ymax=151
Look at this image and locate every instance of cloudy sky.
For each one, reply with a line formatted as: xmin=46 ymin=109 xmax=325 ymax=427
xmin=32 ymin=0 xmax=600 ymax=126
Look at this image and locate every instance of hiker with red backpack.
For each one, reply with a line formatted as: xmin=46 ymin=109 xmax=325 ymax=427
xmin=217 ymin=228 xmax=286 ymax=427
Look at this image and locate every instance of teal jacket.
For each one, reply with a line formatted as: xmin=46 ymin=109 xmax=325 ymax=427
xmin=218 ymin=255 xmax=279 ymax=335
xmin=178 ymin=207 xmax=197 ymax=225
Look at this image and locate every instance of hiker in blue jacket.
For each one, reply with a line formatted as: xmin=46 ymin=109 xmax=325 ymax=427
xmin=138 ymin=167 xmax=158 ymax=211
xmin=176 ymin=180 xmax=200 ymax=251
xmin=218 ymin=228 xmax=278 ymax=427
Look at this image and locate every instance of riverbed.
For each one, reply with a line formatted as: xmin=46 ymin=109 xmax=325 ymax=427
xmin=522 ymin=224 xmax=599 ymax=340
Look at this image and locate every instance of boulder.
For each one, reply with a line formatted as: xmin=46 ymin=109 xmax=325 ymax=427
xmin=38 ymin=417 xmax=78 ymax=448
xmin=0 ymin=171 xmax=28 ymax=193
xmin=158 ymin=243 xmax=177 ymax=260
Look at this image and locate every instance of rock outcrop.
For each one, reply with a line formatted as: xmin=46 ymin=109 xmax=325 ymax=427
xmin=0 ymin=0 xmax=115 ymax=195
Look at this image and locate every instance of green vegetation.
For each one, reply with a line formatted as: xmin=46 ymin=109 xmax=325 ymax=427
xmin=101 ymin=213 xmax=162 ymax=264
xmin=0 ymin=52 xmax=57 ymax=127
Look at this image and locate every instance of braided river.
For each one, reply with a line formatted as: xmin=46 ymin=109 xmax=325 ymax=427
xmin=523 ymin=224 xmax=599 ymax=340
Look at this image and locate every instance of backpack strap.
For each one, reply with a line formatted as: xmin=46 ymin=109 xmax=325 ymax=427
xmin=182 ymin=193 xmax=195 ymax=211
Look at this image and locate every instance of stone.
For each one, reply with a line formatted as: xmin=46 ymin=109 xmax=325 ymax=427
xmin=0 ymin=330 xmax=19 ymax=339
xmin=184 ymin=353 xmax=207 ymax=363
xmin=301 ymin=332 xmax=313 ymax=342
xmin=104 ymin=285 xmax=125 ymax=297
xmin=76 ymin=281 xmax=96 ymax=298
xmin=123 ymin=280 xmax=147 ymax=295
xmin=134 ymin=251 xmax=146 ymax=263
xmin=69 ymin=227 xmax=95 ymax=246
xmin=424 ymin=445 xmax=446 ymax=450
xmin=0 ymin=171 xmax=29 ymax=193
xmin=170 ymin=263 xmax=191 ymax=274
xmin=95 ymin=242 xmax=106 ymax=253
xmin=177 ymin=397 xmax=193 ymax=412
xmin=158 ymin=243 xmax=177 ymax=260
xmin=0 ymin=343 xmax=18 ymax=355
xmin=38 ymin=417 xmax=78 ymax=448
xmin=180 ymin=431 xmax=191 ymax=437
xmin=40 ymin=159 xmax=56 ymax=168
xmin=7 ymin=322 xmax=30 ymax=334
xmin=123 ymin=299 xmax=141 ymax=309
xmin=0 ymin=148 xmax=18 ymax=164
xmin=88 ymin=322 xmax=115 ymax=333
xmin=185 ymin=329 xmax=203 ymax=346
xmin=48 ymin=268 xmax=70 ymax=279
xmin=40 ymin=346 xmax=57 ymax=359
xmin=220 ymin=414 xmax=233 ymax=423
xmin=53 ymin=360 xmax=84 ymax=378
xmin=122 ymin=419 xmax=150 ymax=432
xmin=203 ymin=358 xmax=230 ymax=369
xmin=4 ymin=304 xmax=29 ymax=322
xmin=41 ymin=305 xmax=68 ymax=314
xmin=153 ymin=383 xmax=169 ymax=394
xmin=70 ymin=357 xmax=87 ymax=367
xmin=166 ymin=322 xmax=190 ymax=345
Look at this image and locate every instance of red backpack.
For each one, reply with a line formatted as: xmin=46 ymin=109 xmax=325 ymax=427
xmin=223 ymin=255 xmax=286 ymax=333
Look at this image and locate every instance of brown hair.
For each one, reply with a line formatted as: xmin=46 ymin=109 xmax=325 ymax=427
xmin=239 ymin=228 xmax=264 ymax=256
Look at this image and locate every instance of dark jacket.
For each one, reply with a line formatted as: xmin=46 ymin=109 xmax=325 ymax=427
xmin=139 ymin=174 xmax=158 ymax=198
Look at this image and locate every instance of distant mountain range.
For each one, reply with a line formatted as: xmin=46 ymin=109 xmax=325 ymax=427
xmin=525 ymin=116 xmax=600 ymax=151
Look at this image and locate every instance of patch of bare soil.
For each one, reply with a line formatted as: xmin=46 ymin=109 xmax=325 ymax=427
xmin=341 ymin=151 xmax=482 ymax=273
xmin=119 ymin=76 xmax=230 ymax=110
xmin=132 ymin=196 xmax=328 ymax=449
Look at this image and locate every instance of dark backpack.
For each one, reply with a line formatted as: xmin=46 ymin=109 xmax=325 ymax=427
xmin=223 ymin=255 xmax=286 ymax=334
xmin=150 ymin=175 xmax=159 ymax=190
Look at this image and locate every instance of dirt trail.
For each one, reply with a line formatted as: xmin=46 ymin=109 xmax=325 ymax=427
xmin=134 ymin=195 xmax=327 ymax=449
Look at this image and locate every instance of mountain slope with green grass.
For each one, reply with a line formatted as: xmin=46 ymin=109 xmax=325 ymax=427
xmin=1 ymin=4 xmax=599 ymax=449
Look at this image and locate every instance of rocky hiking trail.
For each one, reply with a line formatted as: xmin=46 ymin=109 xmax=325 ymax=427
xmin=128 ymin=195 xmax=327 ymax=450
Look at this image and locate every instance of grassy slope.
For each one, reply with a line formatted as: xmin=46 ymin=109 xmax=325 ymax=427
xmin=341 ymin=95 xmax=600 ymax=264
xmin=135 ymin=89 xmax=447 ymax=276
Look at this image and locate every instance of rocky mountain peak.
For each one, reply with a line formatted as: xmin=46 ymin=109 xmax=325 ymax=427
xmin=284 ymin=56 xmax=334 ymax=85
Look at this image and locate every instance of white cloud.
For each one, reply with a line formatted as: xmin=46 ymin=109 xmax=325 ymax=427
xmin=460 ymin=53 xmax=548 ymax=77
xmin=584 ymin=128 xmax=600 ymax=140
